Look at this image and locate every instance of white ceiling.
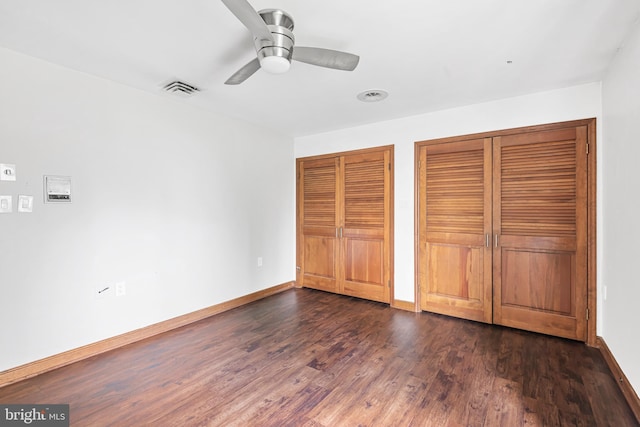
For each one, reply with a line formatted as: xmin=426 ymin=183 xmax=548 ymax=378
xmin=1 ymin=0 xmax=639 ymax=137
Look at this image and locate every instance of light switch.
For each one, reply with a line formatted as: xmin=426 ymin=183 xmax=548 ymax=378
xmin=0 ymin=164 xmax=16 ymax=181
xmin=18 ymin=195 xmax=34 ymax=213
xmin=0 ymin=195 xmax=12 ymax=213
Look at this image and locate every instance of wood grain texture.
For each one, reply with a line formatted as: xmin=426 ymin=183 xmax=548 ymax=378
xmin=341 ymin=149 xmax=392 ymax=303
xmin=344 ymin=156 xmax=385 ymax=229
xmin=424 ymin=139 xmax=486 ymax=235
xmin=0 ymin=281 xmax=294 ymax=389
xmin=416 ymin=119 xmax=595 ymax=342
xmin=297 ymin=157 xmax=340 ymax=293
xmin=586 ymin=121 xmax=598 ymax=346
xmin=391 ymin=299 xmax=418 ymax=312
xmin=494 ymin=125 xmax=588 ymax=341
xmin=499 ymin=137 xmax=578 ymax=237
xmin=302 ymin=158 xmax=338 ymax=229
xmin=418 ymin=138 xmax=493 ymax=323
xmin=0 ymin=289 xmax=635 ymax=426
xmin=297 ymin=146 xmax=393 ymax=304
xmin=597 ymin=337 xmax=640 ymax=422
xmin=415 ymin=118 xmax=597 ymax=345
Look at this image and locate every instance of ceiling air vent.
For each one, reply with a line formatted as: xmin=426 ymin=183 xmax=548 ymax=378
xmin=162 ymin=80 xmax=200 ymax=97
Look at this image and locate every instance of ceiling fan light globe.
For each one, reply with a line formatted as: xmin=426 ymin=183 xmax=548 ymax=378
xmin=260 ymin=56 xmax=290 ymax=74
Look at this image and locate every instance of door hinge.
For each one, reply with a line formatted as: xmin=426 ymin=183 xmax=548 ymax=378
xmin=586 ymin=308 xmax=589 ymax=320
xmin=586 ymin=143 xmax=589 ymax=155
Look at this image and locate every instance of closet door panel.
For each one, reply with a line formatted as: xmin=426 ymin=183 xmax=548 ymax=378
xmin=501 ymin=250 xmax=574 ymax=313
xmin=345 ymin=237 xmax=383 ymax=284
xmin=493 ymin=126 xmax=587 ymax=340
xmin=303 ymin=236 xmax=337 ymax=286
xmin=297 ymin=157 xmax=339 ymax=293
xmin=419 ymin=138 xmax=493 ymax=322
xmin=426 ymin=242 xmax=483 ymax=299
xmin=297 ymin=146 xmax=393 ymax=304
xmin=341 ymin=151 xmax=390 ymax=303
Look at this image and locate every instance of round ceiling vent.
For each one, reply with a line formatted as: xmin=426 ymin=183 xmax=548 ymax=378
xmin=357 ymin=89 xmax=389 ymax=102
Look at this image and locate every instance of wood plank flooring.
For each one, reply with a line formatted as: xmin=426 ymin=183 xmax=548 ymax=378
xmin=0 ymin=288 xmax=637 ymax=426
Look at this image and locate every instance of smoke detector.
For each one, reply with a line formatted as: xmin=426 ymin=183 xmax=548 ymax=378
xmin=357 ymin=89 xmax=389 ymax=102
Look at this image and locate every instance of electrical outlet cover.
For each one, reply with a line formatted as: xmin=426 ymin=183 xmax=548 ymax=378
xmin=18 ymin=195 xmax=34 ymax=213
xmin=0 ymin=195 xmax=12 ymax=213
xmin=115 ymin=282 xmax=126 ymax=297
xmin=0 ymin=164 xmax=16 ymax=181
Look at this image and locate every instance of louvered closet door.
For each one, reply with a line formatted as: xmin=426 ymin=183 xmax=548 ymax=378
xmin=297 ymin=146 xmax=393 ymax=304
xmin=419 ymin=138 xmax=493 ymax=322
xmin=493 ymin=127 xmax=587 ymax=340
xmin=341 ymin=150 xmax=392 ymax=303
xmin=297 ymin=157 xmax=340 ymax=293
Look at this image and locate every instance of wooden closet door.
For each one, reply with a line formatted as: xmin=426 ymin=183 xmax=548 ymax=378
xmin=419 ymin=138 xmax=493 ymax=323
xmin=493 ymin=126 xmax=588 ymax=340
xmin=340 ymin=150 xmax=392 ymax=303
xmin=297 ymin=157 xmax=340 ymax=293
xmin=297 ymin=146 xmax=393 ymax=304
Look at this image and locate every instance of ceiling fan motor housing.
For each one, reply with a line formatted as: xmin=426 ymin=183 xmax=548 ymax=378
xmin=221 ymin=1 xmax=359 ymax=84
xmin=255 ymin=9 xmax=295 ymax=63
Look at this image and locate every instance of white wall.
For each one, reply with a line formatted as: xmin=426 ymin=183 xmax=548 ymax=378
xmin=0 ymin=47 xmax=295 ymax=372
xmin=296 ymin=83 xmax=603 ymax=313
xmin=602 ymin=18 xmax=640 ymax=393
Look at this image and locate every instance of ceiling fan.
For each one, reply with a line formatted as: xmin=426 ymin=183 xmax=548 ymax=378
xmin=221 ymin=0 xmax=360 ymax=85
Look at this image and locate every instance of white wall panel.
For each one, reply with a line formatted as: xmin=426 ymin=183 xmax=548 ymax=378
xmin=0 ymin=48 xmax=295 ymax=371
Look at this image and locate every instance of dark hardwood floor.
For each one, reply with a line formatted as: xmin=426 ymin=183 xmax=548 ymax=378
xmin=1 ymin=288 xmax=637 ymax=426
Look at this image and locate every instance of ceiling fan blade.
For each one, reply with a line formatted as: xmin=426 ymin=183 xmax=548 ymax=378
xmin=292 ymin=47 xmax=360 ymax=71
xmin=225 ymin=58 xmax=261 ymax=85
xmin=221 ymin=0 xmax=274 ymax=43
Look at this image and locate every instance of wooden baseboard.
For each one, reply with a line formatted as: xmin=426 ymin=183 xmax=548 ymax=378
xmin=0 ymin=281 xmax=295 ymax=389
xmin=392 ymin=299 xmax=419 ymax=312
xmin=596 ymin=336 xmax=640 ymax=422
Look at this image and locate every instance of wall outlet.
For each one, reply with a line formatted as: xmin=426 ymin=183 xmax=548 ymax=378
xmin=257 ymin=257 xmax=263 ymax=267
xmin=115 ymin=281 xmax=126 ymax=297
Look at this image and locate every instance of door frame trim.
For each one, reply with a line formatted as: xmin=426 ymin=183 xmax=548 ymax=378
xmin=414 ymin=118 xmax=597 ymax=345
